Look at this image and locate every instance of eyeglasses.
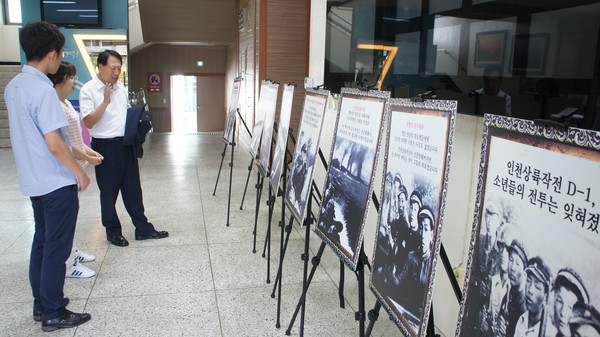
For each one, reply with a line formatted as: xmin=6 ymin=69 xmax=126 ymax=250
xmin=66 ymin=76 xmax=78 ymax=81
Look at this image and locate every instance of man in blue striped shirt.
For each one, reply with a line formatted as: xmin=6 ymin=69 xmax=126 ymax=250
xmin=4 ymin=21 xmax=91 ymax=332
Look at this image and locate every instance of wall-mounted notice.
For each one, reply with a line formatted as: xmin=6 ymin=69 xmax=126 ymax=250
xmin=314 ymin=88 xmax=389 ymax=270
xmin=285 ymin=88 xmax=330 ymax=225
xmin=457 ymin=115 xmax=600 ymax=337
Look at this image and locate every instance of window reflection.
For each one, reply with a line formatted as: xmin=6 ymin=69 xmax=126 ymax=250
xmin=325 ymin=0 xmax=600 ymax=130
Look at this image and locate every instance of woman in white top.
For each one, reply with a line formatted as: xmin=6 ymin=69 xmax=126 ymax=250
xmin=48 ymin=62 xmax=103 ymax=278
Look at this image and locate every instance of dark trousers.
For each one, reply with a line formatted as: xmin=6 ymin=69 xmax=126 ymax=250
xmin=30 ymin=185 xmax=78 ymax=320
xmin=91 ymin=137 xmax=154 ymax=237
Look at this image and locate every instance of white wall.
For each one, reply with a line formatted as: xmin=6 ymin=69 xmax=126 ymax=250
xmin=0 ymin=3 xmax=21 ymax=63
xmin=128 ymin=2 xmax=144 ymax=51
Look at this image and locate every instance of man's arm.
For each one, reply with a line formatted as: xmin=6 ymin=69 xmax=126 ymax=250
xmin=45 ymin=130 xmax=90 ymax=191
xmin=82 ymin=82 xmax=112 ymax=129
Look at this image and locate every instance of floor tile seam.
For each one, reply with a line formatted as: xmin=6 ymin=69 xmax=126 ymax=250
xmin=195 ymin=160 xmax=225 ymax=337
xmin=1 ymin=230 xmax=32 ymax=255
xmin=85 ymin=289 xmax=216 ymax=301
xmin=213 ymin=279 xmax=336 ymax=293
xmin=104 ymin=242 xmax=210 ymax=250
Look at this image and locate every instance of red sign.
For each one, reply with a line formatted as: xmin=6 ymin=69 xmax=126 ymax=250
xmin=147 ymin=72 xmax=162 ymax=92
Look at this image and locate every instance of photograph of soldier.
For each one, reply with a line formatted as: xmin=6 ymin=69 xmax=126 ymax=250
xmin=370 ymin=103 xmax=455 ymax=337
xmin=498 ymin=239 xmax=529 ymax=337
xmin=545 ymin=268 xmax=590 ymax=337
xmin=460 ymin=196 xmax=599 ymax=337
xmin=370 ymin=168 xmax=441 ymax=336
xmin=393 ymin=206 xmax=436 ymax=332
xmin=512 ymin=256 xmax=552 ymax=337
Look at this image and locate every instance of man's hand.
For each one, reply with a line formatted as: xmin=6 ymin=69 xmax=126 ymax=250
xmin=86 ymin=149 xmax=104 ymax=166
xmin=103 ymin=82 xmax=112 ymax=105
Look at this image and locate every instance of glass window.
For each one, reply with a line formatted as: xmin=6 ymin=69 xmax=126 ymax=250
xmin=3 ymin=0 xmax=22 ymax=25
xmin=324 ymin=0 xmax=600 ymax=130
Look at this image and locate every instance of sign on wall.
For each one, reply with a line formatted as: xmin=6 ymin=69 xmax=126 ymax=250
xmin=147 ymin=72 xmax=162 ymax=93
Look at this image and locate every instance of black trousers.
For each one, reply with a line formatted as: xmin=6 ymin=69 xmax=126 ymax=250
xmin=91 ymin=137 xmax=154 ymax=237
xmin=30 ymin=184 xmax=77 ymax=320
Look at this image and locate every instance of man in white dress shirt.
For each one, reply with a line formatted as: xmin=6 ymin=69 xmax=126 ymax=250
xmin=80 ymin=50 xmax=168 ymax=247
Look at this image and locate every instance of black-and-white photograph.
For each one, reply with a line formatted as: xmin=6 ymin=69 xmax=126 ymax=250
xmin=370 ymin=99 xmax=456 ymax=337
xmin=269 ymin=84 xmax=295 ymax=195
xmin=284 ymin=89 xmax=329 ymax=225
xmin=314 ymin=89 xmax=388 ymax=269
xmin=223 ymin=78 xmax=241 ymax=144
xmin=249 ymin=81 xmax=270 ymax=158
xmin=457 ymin=115 xmax=600 ymax=337
xmin=257 ymin=82 xmax=279 ymax=177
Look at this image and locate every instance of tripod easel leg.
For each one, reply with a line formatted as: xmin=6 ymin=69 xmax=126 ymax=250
xmin=272 ymin=216 xmax=292 ymax=328
xmin=240 ymin=157 xmax=253 ymax=210
xmin=252 ymin=173 xmax=263 ymax=253
xmin=212 ymin=143 xmax=228 ymax=196
xmin=365 ymin=301 xmax=381 ymax=337
xmin=262 ymin=190 xmax=275 ymax=283
xmin=226 ymin=122 xmax=236 ymax=227
xmin=285 ymin=241 xmax=326 ymax=336
xmin=356 ymin=252 xmax=366 ymax=337
xmin=339 ymin=261 xmax=345 ymax=308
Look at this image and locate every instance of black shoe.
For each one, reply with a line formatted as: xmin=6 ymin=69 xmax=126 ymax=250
xmin=107 ymin=235 xmax=129 ymax=247
xmin=41 ymin=309 xmax=91 ymax=332
xmin=33 ymin=298 xmax=69 ymax=322
xmin=135 ymin=230 xmax=169 ymax=240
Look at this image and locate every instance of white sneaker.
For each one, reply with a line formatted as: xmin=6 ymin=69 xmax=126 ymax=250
xmin=66 ymin=261 xmax=96 ymax=278
xmin=74 ymin=249 xmax=96 ymax=263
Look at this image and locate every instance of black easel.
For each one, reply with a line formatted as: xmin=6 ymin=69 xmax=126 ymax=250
xmin=212 ymin=109 xmax=238 ymax=227
xmin=251 ymin=170 xmax=264 ymax=253
xmin=235 ymin=109 xmax=254 ymax=211
xmin=261 ymin=131 xmax=279 ymax=283
xmin=271 ymin=129 xmax=292 ymax=328
xmin=285 ymin=188 xmax=317 ymax=337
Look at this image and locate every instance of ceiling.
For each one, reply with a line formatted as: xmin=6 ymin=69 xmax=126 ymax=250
xmin=129 ymin=0 xmax=236 ymax=53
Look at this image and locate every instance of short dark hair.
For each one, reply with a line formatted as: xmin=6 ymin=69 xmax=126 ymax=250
xmin=47 ymin=62 xmax=76 ymax=86
xmin=19 ymin=21 xmax=65 ymax=62
xmin=97 ymin=49 xmax=122 ymax=66
xmin=483 ymin=64 xmax=503 ymax=78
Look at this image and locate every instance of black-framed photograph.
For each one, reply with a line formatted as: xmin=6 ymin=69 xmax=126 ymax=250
xmin=257 ymin=82 xmax=280 ymax=177
xmin=456 ymin=115 xmax=600 ymax=337
xmin=475 ymin=30 xmax=507 ymax=67
xmin=314 ymin=88 xmax=389 ymax=270
xmin=284 ymin=88 xmax=330 ymax=225
xmin=223 ymin=78 xmax=242 ymax=144
xmin=512 ymin=33 xmax=549 ymax=76
xmin=249 ymin=80 xmax=270 ymax=159
xmin=369 ymin=98 xmax=457 ymax=337
xmin=269 ymin=84 xmax=295 ymax=195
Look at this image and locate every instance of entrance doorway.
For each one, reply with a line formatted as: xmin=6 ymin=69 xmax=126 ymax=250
xmin=170 ymin=75 xmax=197 ymax=133
xmin=169 ymin=74 xmax=226 ymax=133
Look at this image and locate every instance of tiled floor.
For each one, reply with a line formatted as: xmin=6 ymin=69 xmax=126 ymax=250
xmin=0 ymin=133 xmax=399 ymax=336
